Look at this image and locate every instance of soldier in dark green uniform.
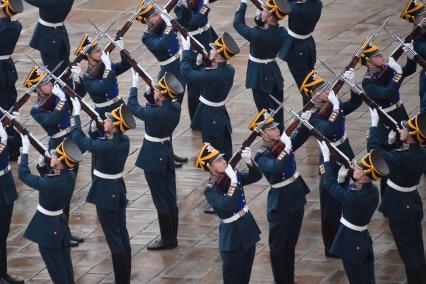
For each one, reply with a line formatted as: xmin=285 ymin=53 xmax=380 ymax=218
xmin=400 ymin=0 xmax=426 ymax=112
xmin=292 ymin=70 xmax=362 ymax=257
xmin=318 ymin=141 xmax=386 ymax=284
xmin=71 ymin=100 xmax=135 ymax=284
xmin=278 ymin=0 xmax=322 ymax=104
xmin=24 ymin=0 xmax=74 ymax=75
xmin=0 ymin=124 xmax=23 ymax=284
xmin=368 ymin=109 xmax=426 ymax=284
xmin=251 ymin=110 xmax=310 ymax=283
xmin=196 ymin=143 xmax=262 ymax=284
xmin=127 ymin=70 xmax=183 ymax=250
xmin=0 ymin=0 xmax=23 ymax=161
xmin=19 ymin=136 xmax=82 ymax=284
xmin=233 ymin=0 xmax=290 ymax=131
xmin=181 ymin=32 xmax=240 ymax=161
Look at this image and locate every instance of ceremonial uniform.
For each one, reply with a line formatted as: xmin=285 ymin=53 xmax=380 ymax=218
xmin=278 ymin=0 xmax=322 ymax=103
xmin=322 ymin=162 xmax=379 ymax=284
xmin=233 ymin=2 xmax=289 ymax=131
xmin=367 ymin=125 xmax=426 ymax=283
xmin=24 ymin=0 xmax=74 ymax=75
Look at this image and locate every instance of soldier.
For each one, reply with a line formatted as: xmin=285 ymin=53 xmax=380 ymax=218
xmin=0 ymin=124 xmax=23 ymax=284
xmin=180 ymin=32 xmax=240 ymax=161
xmin=18 ymin=136 xmax=82 ymax=284
xmin=291 ymin=70 xmax=362 ymax=257
xmin=368 ymin=109 xmax=426 ymax=284
xmin=233 ymin=0 xmax=290 ymax=131
xmin=71 ymin=99 xmax=135 ymax=284
xmin=196 ymin=143 xmax=262 ymax=284
xmin=278 ymin=0 xmax=322 ymax=104
xmin=75 ymin=34 xmax=130 ymax=119
xmin=0 ymin=0 xmax=23 ymax=161
xmin=174 ymin=0 xmax=218 ymax=121
xmin=127 ymin=70 xmax=183 ymax=250
xmin=400 ymin=0 xmax=426 ymax=112
xmin=251 ymin=110 xmax=310 ymax=283
xmin=24 ymin=0 xmax=74 ymax=75
xmin=135 ymin=2 xmax=188 ymax=167
xmin=318 ymin=141 xmax=385 ymax=284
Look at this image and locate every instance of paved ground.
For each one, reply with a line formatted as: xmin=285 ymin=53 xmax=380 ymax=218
xmin=5 ymin=0 xmax=426 ymax=283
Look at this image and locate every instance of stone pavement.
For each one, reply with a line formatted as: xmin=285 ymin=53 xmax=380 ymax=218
xmin=6 ymin=0 xmax=426 ymax=283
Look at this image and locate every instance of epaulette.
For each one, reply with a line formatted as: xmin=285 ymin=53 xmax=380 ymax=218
xmin=364 ymin=71 xmax=375 ymax=80
xmin=0 ymin=143 xmax=5 ymax=154
xmin=164 ymin=26 xmax=173 ymax=35
xmin=395 ymin=145 xmax=409 ymax=152
xmin=256 ymin=146 xmax=268 ymax=154
xmin=199 ymin=5 xmax=210 ymax=15
xmin=204 ymin=65 xmax=218 ymax=71
xmin=207 ymin=179 xmax=215 ymax=188
xmin=55 ymin=101 xmax=65 ymax=111
xmin=46 ymin=173 xmax=60 ymax=177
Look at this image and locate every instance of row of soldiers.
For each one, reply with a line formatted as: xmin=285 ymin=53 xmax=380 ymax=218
xmin=0 ymin=0 xmax=426 ymax=283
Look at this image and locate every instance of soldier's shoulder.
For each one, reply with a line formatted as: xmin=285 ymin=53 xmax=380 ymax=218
xmin=363 ymin=71 xmax=376 ymax=80
xmin=256 ymin=146 xmax=268 ymax=155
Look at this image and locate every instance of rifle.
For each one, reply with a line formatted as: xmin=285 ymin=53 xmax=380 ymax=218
xmin=249 ymin=0 xmax=263 ymax=10
xmin=217 ymin=102 xmax=285 ymax=192
xmin=377 ymin=17 xmax=426 ymax=82
xmin=149 ymin=0 xmax=213 ymax=66
xmin=29 ymin=57 xmax=105 ymax=132
xmin=286 ymin=106 xmax=355 ymax=180
xmin=0 ymin=106 xmax=51 ymax=164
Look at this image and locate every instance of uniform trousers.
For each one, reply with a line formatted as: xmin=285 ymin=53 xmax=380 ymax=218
xmin=221 ymin=245 xmax=256 ymax=284
xmin=38 ymin=245 xmax=74 ymax=284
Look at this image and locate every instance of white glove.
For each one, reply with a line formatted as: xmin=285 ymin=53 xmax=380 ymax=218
xmin=131 ymin=68 xmax=139 ymax=88
xmin=369 ymin=108 xmax=379 ymax=127
xmin=343 ymin=68 xmax=355 ymax=85
xmin=388 ymin=130 xmax=397 ymax=145
xmin=70 ymin=97 xmax=81 ymax=116
xmin=387 ymin=57 xmax=402 ymax=74
xmin=71 ymin=63 xmax=81 ymax=82
xmin=101 ymin=51 xmax=112 ymax=70
xmin=115 ymin=37 xmax=124 ymax=49
xmin=328 ymin=90 xmax=340 ymax=111
xmin=90 ymin=120 xmax=98 ymax=133
xmin=317 ymin=140 xmax=330 ymax=162
xmin=180 ymin=35 xmax=191 ymax=51
xmin=402 ymin=40 xmax=415 ymax=60
xmin=180 ymin=0 xmax=188 ymax=8
xmin=224 ymin=164 xmax=238 ymax=186
xmin=300 ymin=110 xmax=312 ymax=121
xmin=38 ymin=154 xmax=46 ymax=167
xmin=0 ymin=124 xmax=7 ymax=145
xmin=196 ymin=53 xmax=203 ymax=66
xmin=52 ymin=84 xmax=66 ymax=102
xmin=337 ymin=165 xmax=349 ymax=183
xmin=241 ymin=0 xmax=247 ymax=3
xmin=241 ymin=147 xmax=252 ymax=164
xmin=280 ymin=132 xmax=292 ymax=153
xmin=20 ymin=134 xmax=30 ymax=154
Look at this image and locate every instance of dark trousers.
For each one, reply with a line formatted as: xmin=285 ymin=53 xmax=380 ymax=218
xmin=38 ymin=245 xmax=74 ymax=284
xmin=40 ymin=49 xmax=70 ymax=76
xmin=187 ymin=82 xmax=200 ymax=122
xmin=202 ymin=131 xmax=233 ymax=162
xmin=221 ymin=245 xmax=256 ymax=284
xmin=319 ymin=187 xmax=342 ymax=254
xmin=0 ymin=85 xmax=17 ymax=111
xmin=0 ymin=204 xmax=13 ymax=276
xmin=268 ymin=208 xmax=304 ymax=284
xmin=389 ymin=218 xmax=426 ymax=284
xmin=96 ymin=205 xmax=131 ymax=284
xmin=144 ymin=170 xmax=177 ymax=214
xmin=419 ymin=71 xmax=426 ymax=113
xmin=252 ymin=88 xmax=284 ymax=132
xmin=342 ymin=258 xmax=375 ymax=284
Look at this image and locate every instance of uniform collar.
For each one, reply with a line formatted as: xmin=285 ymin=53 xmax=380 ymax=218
xmin=0 ymin=18 xmax=11 ymax=23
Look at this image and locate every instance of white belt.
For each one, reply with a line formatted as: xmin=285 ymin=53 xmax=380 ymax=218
xmin=222 ymin=205 xmax=249 ymax=224
xmin=94 ymin=96 xmax=122 ymax=108
xmin=93 ymin=169 xmax=123 ymax=179
xmin=38 ymin=18 xmax=64 ymax=28
xmin=144 ymin=133 xmax=170 ymax=143
xmin=199 ymin=96 xmax=225 ymax=107
xmin=271 ymin=172 xmax=300 ymax=188
xmin=248 ymin=54 xmax=275 ymax=64
xmin=340 ymin=216 xmax=367 ymax=232
xmin=332 ymin=133 xmax=347 ymax=147
xmin=159 ymin=53 xmax=180 ymax=66
xmin=50 ymin=126 xmax=72 ymax=139
xmin=387 ymin=179 xmax=416 ymax=192
xmin=381 ymin=101 xmax=402 ymax=113
xmin=0 ymin=55 xmax=11 ymax=60
xmin=37 ymin=204 xmax=63 ymax=216
xmin=0 ymin=165 xmax=11 ymax=177
xmin=288 ymin=28 xmax=312 ymax=40
xmin=188 ymin=24 xmax=211 ymax=36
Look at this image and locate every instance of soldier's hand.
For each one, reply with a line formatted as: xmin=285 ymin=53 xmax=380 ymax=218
xmin=70 ymin=97 xmax=81 ymax=116
xmin=38 ymin=154 xmax=46 ymax=167
xmin=180 ymin=0 xmax=188 ymax=8
xmin=369 ymin=108 xmax=379 ymax=127
xmin=241 ymin=147 xmax=252 ymax=164
xmin=90 ymin=120 xmax=98 ymax=133
xmin=300 ymin=110 xmax=312 ymax=121
xmin=180 ymin=36 xmax=191 ymax=51
xmin=0 ymin=123 xmax=7 ymax=145
xmin=71 ymin=63 xmax=81 ymax=82
xmin=241 ymin=0 xmax=247 ymax=3
xmin=101 ymin=52 xmax=112 ymax=70
xmin=196 ymin=54 xmax=203 ymax=66
xmin=387 ymin=57 xmax=402 ymax=74
xmin=343 ymin=68 xmax=355 ymax=85
xmin=402 ymin=40 xmax=415 ymax=60
xmin=388 ymin=130 xmax=397 ymax=145
xmin=337 ymin=165 xmax=349 ymax=183
xmin=131 ymin=68 xmax=139 ymax=88
xmin=328 ymin=90 xmax=340 ymax=111
xmin=20 ymin=134 xmax=30 ymax=154
xmin=52 ymin=84 xmax=67 ymax=102
xmin=115 ymin=37 xmax=124 ymax=49
xmin=224 ymin=164 xmax=238 ymax=186
xmin=280 ymin=131 xmax=292 ymax=153
xmin=317 ymin=140 xmax=330 ymax=162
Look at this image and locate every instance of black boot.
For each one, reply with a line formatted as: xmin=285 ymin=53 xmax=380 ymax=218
xmin=111 ymin=254 xmax=130 ymax=284
xmin=147 ymin=213 xmax=177 ymax=250
xmin=174 ymin=154 xmax=188 ymax=163
xmin=203 ymin=206 xmax=216 ymax=214
xmin=406 ymin=268 xmax=426 ymax=284
xmin=174 ymin=160 xmax=183 ymax=168
xmin=71 ymin=234 xmax=84 ymax=243
xmin=270 ymin=253 xmax=286 ymax=284
xmin=170 ymin=209 xmax=179 ymax=244
xmin=0 ymin=245 xmax=23 ymax=284
xmin=0 ymin=274 xmax=24 ymax=284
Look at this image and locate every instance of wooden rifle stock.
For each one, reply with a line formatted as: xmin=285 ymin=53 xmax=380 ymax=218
xmin=250 ymin=0 xmax=263 ymax=10
xmin=120 ymin=49 xmax=154 ymax=91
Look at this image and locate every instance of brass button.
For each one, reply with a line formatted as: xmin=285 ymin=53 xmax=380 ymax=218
xmin=112 ymin=194 xmax=115 ymax=198
xmin=213 ymin=121 xmax=216 ymax=124
xmin=299 ymin=52 xmax=303 ymax=56
xmin=356 ymin=246 xmax=360 ymax=250
xmin=160 ymin=157 xmax=163 ymax=161
xmin=406 ymin=205 xmax=410 ymax=209
xmin=53 ymin=231 xmax=57 ymax=235
xmin=52 ymin=40 xmax=55 ymax=43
